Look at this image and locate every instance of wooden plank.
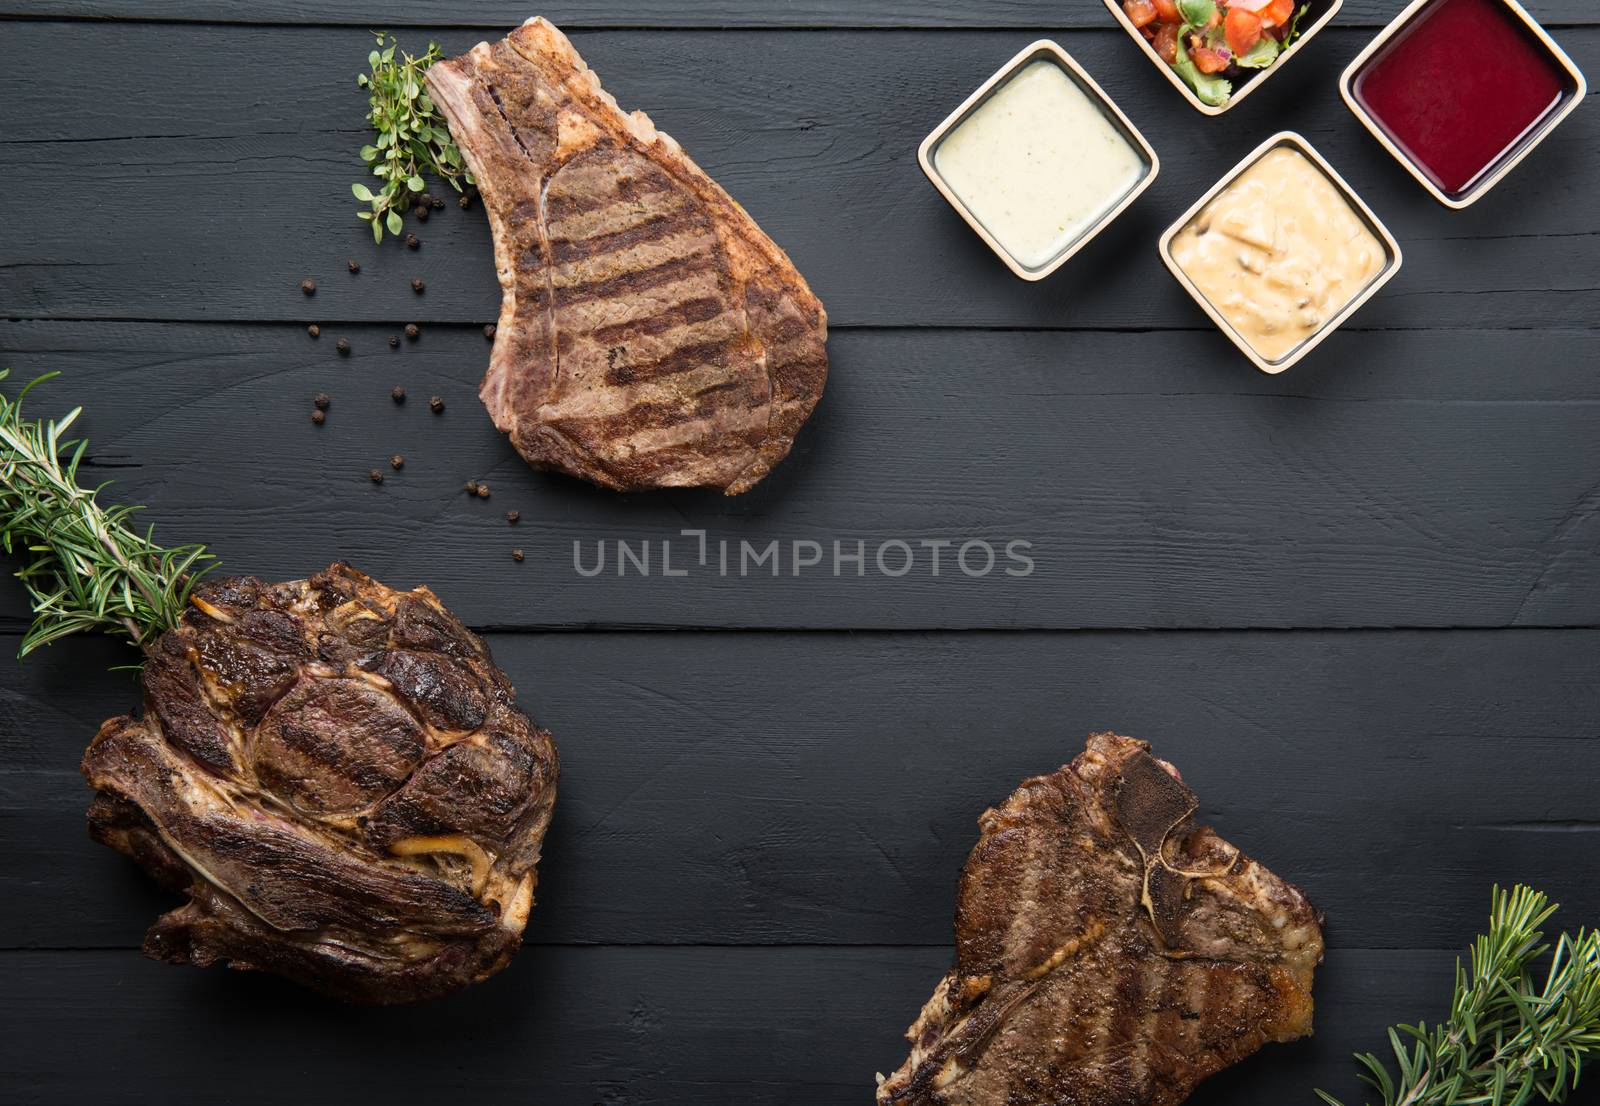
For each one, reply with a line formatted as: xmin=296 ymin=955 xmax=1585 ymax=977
xmin=2 ymin=322 xmax=1597 ymax=631
xmin=3 ymin=24 xmax=1597 ymax=328
xmin=4 ymin=629 xmax=1598 ymax=949
xmin=1 ymin=0 xmax=1595 ymax=28
xmin=4 ymin=946 xmax=1600 ymax=1105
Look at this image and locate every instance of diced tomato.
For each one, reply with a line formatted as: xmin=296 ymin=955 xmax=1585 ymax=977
xmin=1123 ymin=0 xmax=1158 ymax=28
xmin=1153 ymin=22 xmax=1181 ymax=63
xmin=1189 ymin=44 xmax=1230 ymax=73
xmin=1153 ymin=0 xmax=1182 ymax=21
xmin=1261 ymin=0 xmax=1296 ymax=26
xmin=1225 ymin=6 xmax=1263 ymax=55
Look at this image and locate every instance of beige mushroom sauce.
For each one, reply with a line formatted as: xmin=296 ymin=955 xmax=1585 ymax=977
xmin=1168 ymin=146 xmax=1386 ymax=363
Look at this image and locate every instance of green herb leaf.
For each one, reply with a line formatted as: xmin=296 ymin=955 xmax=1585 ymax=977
xmin=1235 ymin=37 xmax=1281 ymax=68
xmin=1177 ymin=0 xmax=1217 ymax=27
xmin=0 ymin=371 xmax=214 ymax=658
xmin=1171 ymin=48 xmax=1232 ymax=106
xmin=350 ymin=32 xmax=473 ymax=245
xmin=1317 ymin=886 xmax=1600 ymax=1106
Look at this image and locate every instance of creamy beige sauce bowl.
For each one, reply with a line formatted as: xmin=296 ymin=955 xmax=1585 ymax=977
xmin=1159 ymin=133 xmax=1403 ymax=373
xmin=919 ymin=41 xmax=1160 ymax=281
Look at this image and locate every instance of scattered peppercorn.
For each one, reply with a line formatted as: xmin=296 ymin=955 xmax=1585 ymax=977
xmin=458 ymin=194 xmax=472 ymax=210
xmin=370 ymin=469 xmax=384 ymax=485
xmin=411 ymin=277 xmax=426 ymax=294
xmin=390 ymin=454 xmax=405 ymax=470
xmin=388 ymin=335 xmax=401 ymax=349
xmin=392 ymin=386 xmax=406 ymax=403
xmin=465 ymin=480 xmax=480 ymax=495
xmin=307 ymin=324 xmax=321 ymax=339
xmin=484 ymin=323 xmax=497 ymax=340
xmin=414 ymin=205 xmax=429 ymax=222
xmin=313 ymin=393 xmax=331 ymax=410
xmin=475 ymin=483 xmax=490 ymax=499
xmin=431 ymin=196 xmax=445 ymax=210
xmin=506 ymin=510 xmax=520 ymax=524
xmin=300 ymin=278 xmax=317 ymax=295
xmin=417 ymin=192 xmax=434 ymax=208
xmin=511 ymin=548 xmax=525 ymax=563
xmin=406 ymin=234 xmax=420 ymax=250
xmin=404 ymin=323 xmax=420 ymax=341
xmin=336 ymin=338 xmax=351 ymax=356
xmin=310 ymin=409 xmax=325 ymax=425
xmin=430 ymin=395 xmax=444 ymax=413
xmin=347 ymin=259 xmax=361 ymax=274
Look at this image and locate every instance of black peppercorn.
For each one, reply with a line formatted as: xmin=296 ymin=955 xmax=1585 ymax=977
xmin=390 ymin=454 xmax=404 ymax=470
xmin=414 ymin=205 xmax=429 ymax=222
xmin=417 ymin=192 xmax=434 ymax=208
xmin=347 ymin=259 xmax=361 ymax=274
xmin=483 ymin=323 xmax=497 ymax=340
xmin=431 ymin=196 xmax=445 ymax=210
xmin=411 ymin=277 xmax=426 ymax=294
xmin=336 ymin=338 xmax=351 ymax=356
xmin=300 ymin=278 xmax=317 ymax=295
xmin=465 ymin=480 xmax=479 ymax=495
xmin=458 ymin=194 xmax=472 ymax=210
xmin=313 ymin=393 xmax=330 ymax=410
xmin=406 ymin=234 xmax=420 ymax=250
xmin=369 ymin=469 xmax=384 ymax=484
xmin=511 ymin=548 xmax=525 ymax=563
xmin=392 ymin=386 xmax=406 ymax=403
xmin=307 ymin=324 xmax=321 ymax=339
xmin=404 ymin=323 xmax=420 ymax=341
xmin=310 ymin=410 xmax=325 ymax=425
xmin=475 ymin=483 xmax=490 ymax=499
xmin=430 ymin=396 xmax=444 ymax=413
xmin=506 ymin=510 xmax=520 ymax=524
xmin=388 ymin=335 xmax=400 ymax=349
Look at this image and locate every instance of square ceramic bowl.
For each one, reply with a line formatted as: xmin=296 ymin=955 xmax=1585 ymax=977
xmin=1158 ymin=131 xmax=1403 ymax=373
xmin=1340 ymin=0 xmax=1587 ymax=208
xmin=917 ymin=40 xmax=1160 ymax=281
xmin=1103 ymin=0 xmax=1344 ymax=116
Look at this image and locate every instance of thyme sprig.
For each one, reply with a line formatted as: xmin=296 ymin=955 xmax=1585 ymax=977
xmin=1318 ymin=885 xmax=1600 ymax=1106
xmin=353 ymin=32 xmax=473 ymax=244
xmin=0 ymin=371 xmax=213 ymax=657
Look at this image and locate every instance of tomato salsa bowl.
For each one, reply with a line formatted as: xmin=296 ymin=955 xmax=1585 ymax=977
xmin=1105 ymin=0 xmax=1343 ymax=115
xmin=1339 ymin=0 xmax=1586 ymax=208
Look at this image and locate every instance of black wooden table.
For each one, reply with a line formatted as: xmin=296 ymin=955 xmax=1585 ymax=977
xmin=2 ymin=2 xmax=1597 ymax=1103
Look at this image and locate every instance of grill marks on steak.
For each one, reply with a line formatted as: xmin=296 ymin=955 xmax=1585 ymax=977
xmin=80 ymin=564 xmax=559 ymax=1004
xmin=879 ymin=733 xmax=1324 ymax=1106
xmin=427 ymin=19 xmax=828 ymax=494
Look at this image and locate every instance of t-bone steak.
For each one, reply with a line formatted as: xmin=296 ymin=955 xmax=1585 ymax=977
xmin=80 ymin=564 xmax=559 ymax=1003
xmin=427 ymin=18 xmax=830 ymax=495
xmin=878 ymin=733 xmax=1324 ymax=1106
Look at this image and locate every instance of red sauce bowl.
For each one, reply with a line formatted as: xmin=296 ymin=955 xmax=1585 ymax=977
xmin=1340 ymin=0 xmax=1586 ymax=208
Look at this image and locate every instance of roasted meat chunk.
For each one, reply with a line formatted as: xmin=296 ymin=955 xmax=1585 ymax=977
xmin=80 ymin=564 xmax=558 ymax=1003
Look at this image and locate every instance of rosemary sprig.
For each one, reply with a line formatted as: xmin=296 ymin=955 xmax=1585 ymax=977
xmin=1317 ymin=885 xmax=1600 ymax=1106
xmin=0 ymin=371 xmax=213 ymax=657
xmin=352 ymin=32 xmax=473 ymax=244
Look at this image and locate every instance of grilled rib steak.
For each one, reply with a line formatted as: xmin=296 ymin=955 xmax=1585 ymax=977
xmin=879 ymin=733 xmax=1323 ymax=1106
xmin=428 ymin=19 xmax=830 ymax=495
xmin=80 ymin=564 xmax=558 ymax=1003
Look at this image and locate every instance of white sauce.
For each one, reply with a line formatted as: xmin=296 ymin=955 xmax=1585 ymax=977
xmin=934 ymin=61 xmax=1147 ymax=269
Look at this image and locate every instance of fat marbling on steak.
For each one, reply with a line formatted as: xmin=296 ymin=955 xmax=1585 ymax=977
xmin=81 ymin=564 xmax=558 ymax=1003
xmin=879 ymin=733 xmax=1323 ymax=1106
xmin=427 ymin=18 xmax=829 ymax=495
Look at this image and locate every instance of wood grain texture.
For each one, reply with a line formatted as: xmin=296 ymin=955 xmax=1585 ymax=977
xmin=5 ymin=947 xmax=1600 ymax=1106
xmin=2 ymin=322 xmax=1596 ymax=631
xmin=2 ymin=24 xmax=1597 ymax=328
xmin=5 ymin=630 xmax=1598 ymax=949
xmin=0 ymin=0 xmax=1595 ymax=27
